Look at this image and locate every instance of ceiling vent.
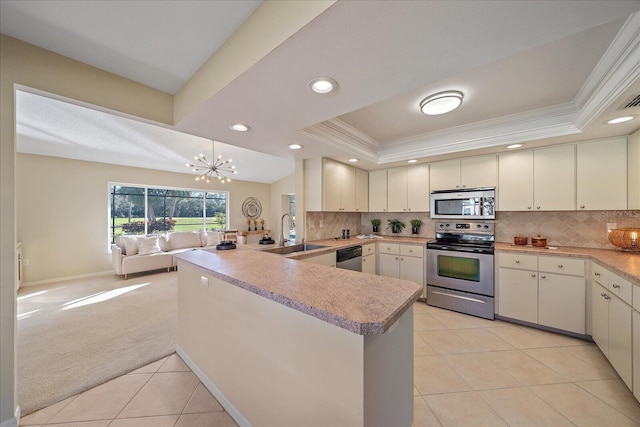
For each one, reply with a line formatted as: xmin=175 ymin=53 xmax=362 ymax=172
xmin=620 ymin=94 xmax=640 ymax=109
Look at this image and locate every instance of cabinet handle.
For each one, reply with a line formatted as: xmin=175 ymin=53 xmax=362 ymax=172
xmin=536 ymin=206 xmax=541 ymax=210
xmin=515 ymin=260 xmax=520 ymax=264
xmin=612 ymin=283 xmax=620 ymax=289
xmin=456 ymin=185 xmax=460 ymax=188
xmin=557 ymin=264 xmax=563 ymax=268
xmin=395 ymin=257 xmax=399 ymax=260
xmin=540 ymin=275 xmax=546 ymax=279
xmin=363 ymin=258 xmax=366 ymax=262
xmin=527 ymin=206 xmax=532 ymax=210
xmin=595 ymin=272 xmax=600 ymax=276
xmin=601 ymin=292 xmax=606 ymax=297
xmin=603 ymin=294 xmax=611 ymax=300
xmin=579 ymin=205 xmax=585 ymax=209
xmin=409 ymin=250 xmax=413 ymax=253
xmin=531 ymin=273 xmax=536 ymax=278
xmin=400 ymin=258 xmax=404 ymax=261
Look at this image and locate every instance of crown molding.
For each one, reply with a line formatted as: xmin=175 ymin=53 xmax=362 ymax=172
xmin=298 ymin=118 xmax=380 ymax=162
xmin=574 ymin=11 xmax=640 ymax=129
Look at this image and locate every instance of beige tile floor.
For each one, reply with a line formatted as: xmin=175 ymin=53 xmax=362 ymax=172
xmin=21 ymin=302 xmax=640 ymax=426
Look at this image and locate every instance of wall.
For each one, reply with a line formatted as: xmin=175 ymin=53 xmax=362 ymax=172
xmin=269 ymin=174 xmax=295 ymax=241
xmin=16 ymin=153 xmax=270 ymax=284
xmin=1 ymin=34 xmax=175 ymax=425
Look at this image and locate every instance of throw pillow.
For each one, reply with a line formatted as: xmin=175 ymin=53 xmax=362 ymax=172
xmin=204 ymin=232 xmax=222 ymax=247
xmin=157 ymin=234 xmax=171 ymax=252
xmin=137 ymin=236 xmax=161 ymax=255
xmin=169 ymin=231 xmax=202 ymax=250
xmin=122 ymin=236 xmax=139 ymax=256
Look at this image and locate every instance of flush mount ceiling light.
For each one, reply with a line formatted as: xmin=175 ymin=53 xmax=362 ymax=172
xmin=420 ymin=90 xmax=464 ymax=115
xmin=308 ymin=77 xmax=337 ymax=94
xmin=348 ymin=158 xmax=359 ymax=163
xmin=407 ymin=159 xmax=417 ymax=163
xmin=288 ymin=144 xmax=303 ymax=150
xmin=185 ymin=140 xmax=237 ymax=184
xmin=607 ymin=115 xmax=635 ymax=124
xmin=506 ymin=143 xmax=524 ymax=149
xmin=230 ymin=123 xmax=250 ymax=132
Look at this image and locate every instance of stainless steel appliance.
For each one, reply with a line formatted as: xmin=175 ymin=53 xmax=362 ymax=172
xmin=430 ymin=187 xmax=495 ymax=220
xmin=336 ymin=245 xmax=362 ymax=272
xmin=426 ymin=220 xmax=495 ymax=319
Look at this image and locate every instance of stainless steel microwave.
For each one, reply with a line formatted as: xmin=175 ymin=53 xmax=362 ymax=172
xmin=430 ymin=188 xmax=495 ymax=219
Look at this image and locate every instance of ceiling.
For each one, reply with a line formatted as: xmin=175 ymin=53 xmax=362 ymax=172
xmin=2 ymin=0 xmax=640 ymax=182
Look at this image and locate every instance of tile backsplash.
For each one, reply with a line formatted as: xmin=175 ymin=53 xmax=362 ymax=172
xmin=306 ymin=210 xmax=640 ymax=249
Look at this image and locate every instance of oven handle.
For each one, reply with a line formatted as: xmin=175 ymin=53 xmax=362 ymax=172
xmin=431 ymin=290 xmax=487 ymax=304
xmin=427 ymin=245 xmax=494 ymax=255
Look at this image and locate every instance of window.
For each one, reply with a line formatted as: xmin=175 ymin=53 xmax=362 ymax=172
xmin=288 ymin=194 xmax=296 ymax=240
xmin=109 ymin=184 xmax=228 ymax=243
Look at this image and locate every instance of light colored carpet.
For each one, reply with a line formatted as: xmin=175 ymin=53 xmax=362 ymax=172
xmin=17 ymin=271 xmax=177 ymax=414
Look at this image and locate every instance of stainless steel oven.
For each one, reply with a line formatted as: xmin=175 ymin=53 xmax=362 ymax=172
xmin=426 ymin=220 xmax=495 ymax=319
xmin=430 ymin=187 xmax=495 ymax=220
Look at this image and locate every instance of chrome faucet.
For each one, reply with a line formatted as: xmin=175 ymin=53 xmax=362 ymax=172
xmin=279 ymin=213 xmax=292 ymax=246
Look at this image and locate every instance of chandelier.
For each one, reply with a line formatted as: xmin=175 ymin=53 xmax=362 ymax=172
xmin=185 ymin=141 xmax=237 ymax=184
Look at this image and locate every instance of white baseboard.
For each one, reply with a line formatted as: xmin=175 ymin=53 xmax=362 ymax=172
xmin=20 ymin=270 xmax=115 ymax=287
xmin=0 ymin=406 xmax=20 ymax=427
xmin=176 ymin=346 xmax=252 ymax=427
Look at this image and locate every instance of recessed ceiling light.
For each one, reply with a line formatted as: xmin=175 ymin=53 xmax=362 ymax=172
xmin=348 ymin=158 xmax=359 ymax=163
xmin=407 ymin=159 xmax=417 ymax=163
xmin=607 ymin=116 xmax=635 ymax=124
xmin=420 ymin=90 xmax=463 ymax=115
xmin=230 ymin=123 xmax=250 ymax=132
xmin=308 ymin=77 xmax=337 ymax=94
xmin=288 ymin=144 xmax=303 ymax=150
xmin=506 ymin=143 xmax=524 ymax=149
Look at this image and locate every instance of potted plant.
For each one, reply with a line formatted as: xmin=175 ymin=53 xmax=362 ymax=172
xmin=410 ymin=219 xmax=422 ymax=235
xmin=386 ymin=219 xmax=405 ymax=234
xmin=371 ymin=218 xmax=381 ymax=233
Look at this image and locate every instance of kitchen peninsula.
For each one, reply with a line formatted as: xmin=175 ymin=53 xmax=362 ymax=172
xmin=175 ymin=247 xmax=422 ymax=427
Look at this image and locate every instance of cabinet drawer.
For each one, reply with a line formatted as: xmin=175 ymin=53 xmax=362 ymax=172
xmin=609 ymin=272 xmax=632 ymax=305
xmin=538 ymin=256 xmax=584 ymax=277
xmin=400 ymin=244 xmax=424 ymax=258
xmin=378 ymin=243 xmax=400 ymax=255
xmin=362 ymin=243 xmax=376 ymax=256
xmin=634 ymin=284 xmax=640 ymax=311
xmin=498 ymin=253 xmax=537 ymax=270
xmin=592 ymin=263 xmax=608 ymax=286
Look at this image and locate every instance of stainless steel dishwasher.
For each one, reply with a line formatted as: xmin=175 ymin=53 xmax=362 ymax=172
xmin=336 ymin=245 xmax=362 ymax=272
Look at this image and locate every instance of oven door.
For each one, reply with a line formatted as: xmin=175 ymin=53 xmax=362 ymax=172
xmin=426 ymin=248 xmax=494 ymax=296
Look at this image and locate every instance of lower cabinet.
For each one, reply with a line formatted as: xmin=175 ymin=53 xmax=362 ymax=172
xmin=497 ymin=253 xmax=585 ymax=334
xmin=302 ymin=251 xmax=336 ymax=268
xmin=377 ymin=243 xmax=425 ymax=286
xmin=362 ymin=253 xmax=376 ymax=274
xmin=633 ymin=310 xmax=640 ymax=401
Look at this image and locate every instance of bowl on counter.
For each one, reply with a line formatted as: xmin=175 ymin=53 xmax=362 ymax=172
xmin=531 ymin=235 xmax=547 ymax=247
xmin=514 ymin=236 xmax=528 ymax=246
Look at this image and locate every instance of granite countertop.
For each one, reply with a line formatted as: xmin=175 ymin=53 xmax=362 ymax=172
xmin=175 ymin=247 xmax=422 ymax=336
xmin=495 ymin=243 xmax=640 ymax=283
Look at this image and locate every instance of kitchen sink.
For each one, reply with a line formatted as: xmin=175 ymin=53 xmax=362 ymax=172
xmin=261 ymin=243 xmax=328 ymax=255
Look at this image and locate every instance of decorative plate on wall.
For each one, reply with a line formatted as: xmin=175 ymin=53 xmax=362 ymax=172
xmin=241 ymin=197 xmax=262 ymax=219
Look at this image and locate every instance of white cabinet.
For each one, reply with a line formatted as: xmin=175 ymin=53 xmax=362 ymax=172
xmin=362 ymin=244 xmax=376 ymax=275
xmin=369 ymin=170 xmax=388 ymax=212
xmin=377 ymin=243 xmax=424 ymax=286
xmin=355 ymin=168 xmax=369 ymax=212
xmin=430 ymin=155 xmax=496 ymax=191
xmin=591 ymin=264 xmax=633 ymax=390
xmin=498 ymin=145 xmax=575 ymax=211
xmin=497 ymin=253 xmax=585 ymax=334
xmin=302 ymin=251 xmax=336 ymax=268
xmin=323 ymin=159 xmax=356 ymax=212
xmin=387 ymin=164 xmax=430 ymax=212
xmin=628 ymin=129 xmax=640 ymax=209
xmin=633 ymin=310 xmax=639 ymax=401
xmin=576 ymin=138 xmax=627 ymax=210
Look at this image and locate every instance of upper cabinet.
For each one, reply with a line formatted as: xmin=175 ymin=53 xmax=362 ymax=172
xmin=499 ymin=145 xmax=574 ymax=211
xmin=576 ymin=138 xmax=627 ymax=211
xmin=629 ymin=129 xmax=640 ymax=210
xmin=304 ymin=158 xmax=367 ymax=212
xmin=387 ymin=164 xmax=430 ymax=212
xmin=369 ymin=169 xmax=388 ymax=212
xmin=430 ymin=155 xmax=496 ymax=191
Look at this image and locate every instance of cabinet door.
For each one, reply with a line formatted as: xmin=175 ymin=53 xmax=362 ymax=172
xmin=534 ymin=145 xmax=575 ymax=211
xmin=538 ymin=273 xmax=585 ymax=334
xmin=387 ymin=167 xmax=408 ymax=212
xmin=498 ymin=151 xmax=534 ymax=211
xmin=633 ymin=310 xmax=640 ymax=401
xmin=369 ymin=170 xmax=388 ymax=212
xmin=609 ymin=294 xmax=633 ymax=389
xmin=355 ymin=168 xmax=369 ymax=212
xmin=322 ymin=159 xmax=342 ymax=211
xmin=430 ymin=159 xmax=461 ymax=191
xmin=577 ymin=138 xmax=627 ymax=210
xmin=461 ymin=155 xmax=496 ymax=189
xmin=362 ymin=253 xmax=376 ymax=275
xmin=591 ymin=281 xmax=609 ymax=356
xmin=378 ymin=253 xmax=399 ymax=279
xmin=498 ymin=268 xmax=538 ymax=323
xmin=407 ymin=163 xmax=430 ymax=211
xmin=303 ymin=252 xmax=336 ymax=267
xmin=399 ymin=255 xmax=424 ymax=286
xmin=341 ymin=164 xmax=356 ymax=212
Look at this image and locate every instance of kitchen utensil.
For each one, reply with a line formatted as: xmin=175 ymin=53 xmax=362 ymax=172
xmin=531 ymin=235 xmax=547 ymax=247
xmin=514 ymin=236 xmax=527 ymax=245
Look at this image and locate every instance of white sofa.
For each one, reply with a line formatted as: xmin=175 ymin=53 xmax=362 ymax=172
xmin=111 ymin=231 xmax=221 ymax=279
